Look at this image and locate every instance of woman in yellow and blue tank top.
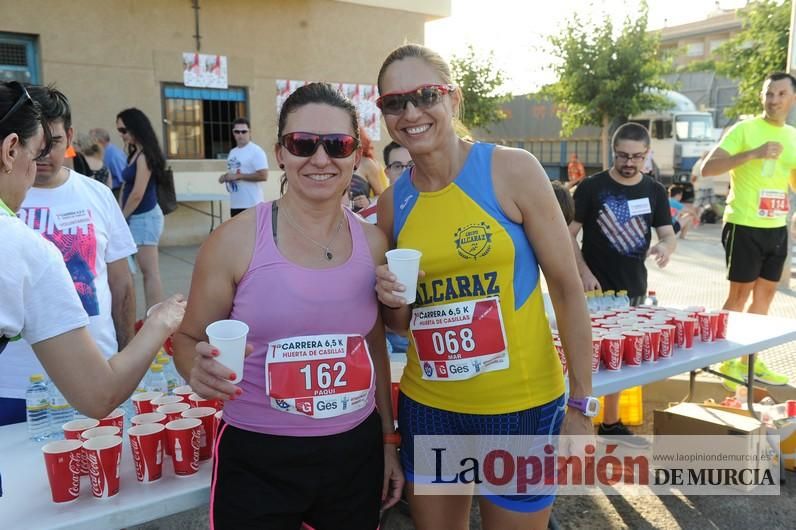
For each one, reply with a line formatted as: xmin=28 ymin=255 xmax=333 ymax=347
xmin=375 ymin=45 xmax=596 ymax=529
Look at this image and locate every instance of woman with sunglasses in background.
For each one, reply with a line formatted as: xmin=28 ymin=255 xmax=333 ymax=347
xmin=173 ymin=82 xmax=403 ymax=529
xmin=374 ymin=44 xmax=596 ymax=530
xmin=0 ymin=81 xmax=185 ymax=426
xmin=117 ymin=108 xmax=166 ymax=312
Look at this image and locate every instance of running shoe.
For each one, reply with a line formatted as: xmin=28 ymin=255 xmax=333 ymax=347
xmin=718 ymin=360 xmax=746 ymax=392
xmin=597 ymin=421 xmax=650 ymax=449
xmin=752 ymin=359 xmax=789 ymax=386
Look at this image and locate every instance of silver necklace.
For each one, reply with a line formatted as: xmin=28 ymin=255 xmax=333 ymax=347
xmin=280 ymin=201 xmax=345 ymax=261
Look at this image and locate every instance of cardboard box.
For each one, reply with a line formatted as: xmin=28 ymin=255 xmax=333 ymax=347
xmin=654 ymin=403 xmax=772 ymax=490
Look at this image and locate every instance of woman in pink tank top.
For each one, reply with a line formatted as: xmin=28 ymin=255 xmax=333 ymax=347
xmin=173 ymin=83 xmax=403 ymax=529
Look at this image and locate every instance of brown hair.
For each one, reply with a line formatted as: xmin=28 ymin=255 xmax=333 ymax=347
xmin=551 ymin=181 xmax=575 ymax=225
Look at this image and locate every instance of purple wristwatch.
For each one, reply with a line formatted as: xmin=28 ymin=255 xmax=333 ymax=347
xmin=567 ymin=396 xmax=600 ymax=417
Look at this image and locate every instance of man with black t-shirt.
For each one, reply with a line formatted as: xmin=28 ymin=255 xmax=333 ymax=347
xmin=569 ymin=123 xmax=677 ymax=447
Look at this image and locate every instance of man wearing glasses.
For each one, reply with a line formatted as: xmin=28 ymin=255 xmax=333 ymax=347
xmin=569 ymin=122 xmax=676 ymax=448
xmin=701 ymin=72 xmax=796 ymax=389
xmin=219 ymin=118 xmax=269 ymax=217
xmin=356 ymin=141 xmax=414 ymax=224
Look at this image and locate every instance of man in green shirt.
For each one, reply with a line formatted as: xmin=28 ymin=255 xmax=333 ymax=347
xmin=702 ymin=72 xmax=796 ymax=389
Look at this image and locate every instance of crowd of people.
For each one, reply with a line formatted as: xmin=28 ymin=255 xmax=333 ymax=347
xmin=1 ymin=44 xmax=795 ymax=529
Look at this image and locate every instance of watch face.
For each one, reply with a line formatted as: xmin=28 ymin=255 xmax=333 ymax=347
xmin=585 ymin=397 xmax=600 ymax=416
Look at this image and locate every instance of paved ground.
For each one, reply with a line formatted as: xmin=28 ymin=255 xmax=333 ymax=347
xmin=130 ymin=221 xmax=796 ymax=530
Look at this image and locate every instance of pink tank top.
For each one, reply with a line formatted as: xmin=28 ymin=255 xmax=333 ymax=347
xmin=222 ymin=201 xmax=378 ymax=436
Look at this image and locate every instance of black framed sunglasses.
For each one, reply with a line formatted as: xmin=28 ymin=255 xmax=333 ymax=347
xmin=376 ymin=84 xmax=456 ymax=116
xmin=280 ymin=132 xmax=360 ymax=159
xmin=0 ymin=81 xmax=34 ymax=127
xmin=386 ymin=161 xmax=414 ymax=172
xmin=117 ymin=127 xmax=127 ymax=135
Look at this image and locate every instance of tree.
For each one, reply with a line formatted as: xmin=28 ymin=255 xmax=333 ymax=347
xmin=713 ymin=0 xmax=790 ymax=118
xmin=541 ymin=2 xmax=672 ymax=168
xmin=450 ymin=45 xmax=512 ymax=132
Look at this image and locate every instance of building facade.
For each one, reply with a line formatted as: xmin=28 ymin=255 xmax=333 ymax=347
xmin=1 ymin=0 xmax=450 ymax=244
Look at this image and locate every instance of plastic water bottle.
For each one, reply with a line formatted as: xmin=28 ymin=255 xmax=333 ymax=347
xmin=644 ymin=290 xmax=658 ymax=306
xmin=48 ymin=379 xmax=74 ymax=438
xmin=602 ymin=290 xmax=616 ymax=310
xmin=157 ymin=355 xmax=182 ymax=392
xmin=616 ymin=289 xmax=631 ymax=309
xmin=586 ymin=291 xmax=598 ymax=314
xmin=25 ymin=374 xmax=51 ymax=442
xmin=145 ymin=364 xmax=169 ymax=394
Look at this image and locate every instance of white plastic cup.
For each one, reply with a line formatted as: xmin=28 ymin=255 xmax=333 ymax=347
xmin=205 ymin=320 xmax=249 ymax=384
xmin=385 ymin=249 xmax=422 ymax=305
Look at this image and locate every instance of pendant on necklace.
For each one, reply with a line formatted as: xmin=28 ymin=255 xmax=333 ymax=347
xmin=324 ymin=249 xmax=334 ymax=261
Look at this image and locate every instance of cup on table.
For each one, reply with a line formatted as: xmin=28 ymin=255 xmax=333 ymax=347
xmin=621 ymin=331 xmax=644 ymax=367
xmin=640 ymin=327 xmax=661 ymax=363
xmin=82 ymin=425 xmax=120 ymax=442
xmin=173 ymin=385 xmax=194 ymax=404
xmin=601 ymin=335 xmax=623 ymax=371
xmin=157 ymin=403 xmax=191 ymax=424
xmin=42 ymin=439 xmax=83 ymax=503
xmin=181 ymin=407 xmax=217 ymax=461
xmin=131 ymin=411 xmax=168 ymax=427
xmin=205 ymin=319 xmax=249 ymax=384
xmin=82 ymin=435 xmax=122 ymax=499
xmin=151 ymin=395 xmax=183 ymax=408
xmin=165 ymin=418 xmax=202 ymax=476
xmin=128 ymin=423 xmax=165 ymax=483
xmin=62 ymin=418 xmax=100 ymax=476
xmin=714 ymin=310 xmax=729 ymax=340
xmin=656 ymin=324 xmax=675 ymax=359
xmin=683 ymin=318 xmax=697 ymax=348
xmin=385 ymin=248 xmax=422 ymax=304
xmin=132 ymin=391 xmax=164 ymax=414
xmin=98 ymin=408 xmax=125 ymax=431
xmin=697 ymin=312 xmax=713 ymax=342
xmin=708 ymin=312 xmax=719 ymax=340
xmin=591 ymin=335 xmax=602 ymax=373
xmin=189 ymin=393 xmax=223 ymax=411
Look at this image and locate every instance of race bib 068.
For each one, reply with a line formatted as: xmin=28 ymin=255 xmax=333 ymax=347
xmin=410 ymin=297 xmax=509 ymax=381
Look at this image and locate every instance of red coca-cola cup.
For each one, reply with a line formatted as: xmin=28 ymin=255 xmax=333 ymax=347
xmin=697 ymin=312 xmax=713 ymax=342
xmin=98 ymin=408 xmax=125 ymax=431
xmin=151 ymin=395 xmax=183 ymax=408
xmin=181 ymin=407 xmax=217 ymax=461
xmin=62 ymin=418 xmax=100 ymax=476
xmin=621 ymin=331 xmax=644 ymax=367
xmin=81 ymin=425 xmax=120 ymax=442
xmin=786 ymin=400 xmax=796 ymax=418
xmin=640 ymin=327 xmax=661 ymax=362
xmin=128 ymin=423 xmax=165 ymax=483
xmin=657 ymin=324 xmax=675 ymax=359
xmin=601 ymin=335 xmax=623 ymax=371
xmin=130 ymin=411 xmax=168 ymax=426
xmin=189 ymin=393 xmax=224 ymax=411
xmin=157 ymin=403 xmax=191 ymax=424
xmin=553 ymin=340 xmax=566 ymax=374
xmin=591 ymin=335 xmax=602 ymax=374
xmin=683 ymin=318 xmax=697 ymax=348
xmin=672 ymin=317 xmax=686 ymax=348
xmin=173 ymin=385 xmax=194 ymax=404
xmin=708 ymin=312 xmax=719 ymax=340
xmin=131 ymin=391 xmax=164 ymax=414
xmin=42 ymin=439 xmax=82 ymax=503
xmin=82 ymin=435 xmax=122 ymax=499
xmin=166 ymin=418 xmax=202 ymax=476
xmin=714 ymin=310 xmax=729 ymax=340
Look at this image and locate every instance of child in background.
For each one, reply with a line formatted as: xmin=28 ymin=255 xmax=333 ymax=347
xmin=669 ymin=185 xmax=696 ymax=239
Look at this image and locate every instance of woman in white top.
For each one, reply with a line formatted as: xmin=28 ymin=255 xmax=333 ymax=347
xmin=0 ymin=81 xmax=185 ymax=423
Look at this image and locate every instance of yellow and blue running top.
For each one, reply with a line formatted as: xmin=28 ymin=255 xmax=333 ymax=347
xmin=393 ymin=142 xmax=565 ymax=414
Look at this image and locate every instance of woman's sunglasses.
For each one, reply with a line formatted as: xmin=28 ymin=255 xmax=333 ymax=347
xmin=376 ymin=84 xmax=456 ymax=116
xmin=117 ymin=127 xmax=127 ymax=135
xmin=0 ymin=81 xmax=34 ymax=126
xmin=280 ymin=132 xmax=359 ymax=159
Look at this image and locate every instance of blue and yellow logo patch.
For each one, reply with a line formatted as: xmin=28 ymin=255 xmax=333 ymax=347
xmin=454 ymin=222 xmax=492 ymax=260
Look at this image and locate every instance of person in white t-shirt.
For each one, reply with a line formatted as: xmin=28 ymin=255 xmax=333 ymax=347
xmin=0 ymin=85 xmax=139 ymax=420
xmin=0 ymin=81 xmax=185 ymax=427
xmin=219 ymin=118 xmax=268 ymax=217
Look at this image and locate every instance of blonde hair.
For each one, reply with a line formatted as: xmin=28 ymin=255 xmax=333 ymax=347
xmin=75 ymin=133 xmax=103 ymax=158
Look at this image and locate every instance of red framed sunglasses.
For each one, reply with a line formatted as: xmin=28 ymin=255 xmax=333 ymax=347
xmin=376 ymin=84 xmax=456 ymax=116
xmin=280 ymin=132 xmax=360 ymax=159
